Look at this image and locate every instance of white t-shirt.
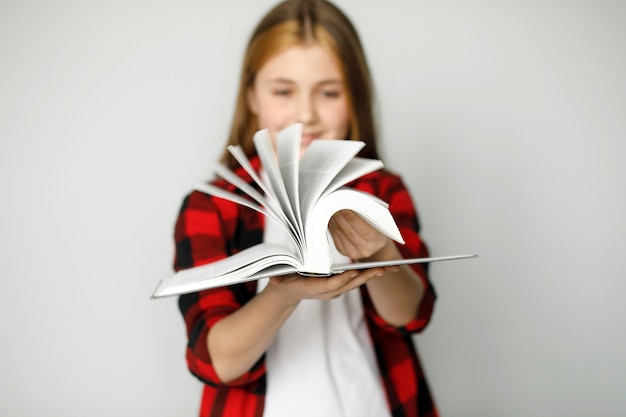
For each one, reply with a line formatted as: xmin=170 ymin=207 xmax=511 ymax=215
xmin=258 ymin=212 xmax=391 ymax=417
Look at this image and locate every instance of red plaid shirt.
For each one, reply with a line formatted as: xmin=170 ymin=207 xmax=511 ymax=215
xmin=174 ymin=156 xmax=438 ymax=417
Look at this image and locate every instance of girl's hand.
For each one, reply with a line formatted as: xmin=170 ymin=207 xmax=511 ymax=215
xmin=267 ymin=267 xmax=385 ymax=303
xmin=328 ymin=209 xmax=392 ymax=261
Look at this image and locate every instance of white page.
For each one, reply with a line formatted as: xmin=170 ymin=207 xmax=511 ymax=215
xmin=298 ymin=139 xmax=365 ymax=223
xmin=322 ymin=190 xmax=401 ymax=241
xmin=193 ymin=183 xmax=274 ymax=220
xmin=302 ymin=188 xmax=405 ymax=272
xmin=211 ymin=164 xmax=293 ymax=237
xmin=152 ymin=243 xmax=301 ymax=297
xmin=320 ymin=157 xmax=384 ymax=199
xmin=253 ymin=129 xmax=303 ymax=248
xmin=331 ymin=254 xmax=479 ymax=273
xmin=276 ymin=124 xmax=304 ymax=239
xmin=228 ymin=137 xmax=303 ymax=249
xmin=154 ymin=264 xmax=299 ymax=298
xmin=171 ymin=243 xmax=297 ymax=285
xmin=204 ymin=255 xmax=299 ymax=289
xmin=227 ymin=145 xmax=283 ymax=218
xmin=214 ymin=163 xmax=267 ymax=206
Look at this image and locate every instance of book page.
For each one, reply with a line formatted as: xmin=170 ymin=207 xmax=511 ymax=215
xmin=298 ymin=139 xmax=365 ymax=223
xmin=299 ymin=188 xmax=405 ymax=273
xmin=212 ymin=164 xmax=288 ymax=228
xmin=320 ymin=157 xmax=384 ymax=199
xmin=152 ymin=244 xmax=301 ymax=297
xmin=154 ymin=264 xmax=299 ymax=297
xmin=253 ymin=129 xmax=303 ymax=248
xmin=331 ymin=254 xmax=479 ymax=273
xmin=276 ymin=124 xmax=304 ymax=238
xmin=227 ymin=145 xmax=283 ymax=218
xmin=193 ymin=182 xmax=272 ymax=220
xmin=214 ymin=163 xmax=267 ymax=205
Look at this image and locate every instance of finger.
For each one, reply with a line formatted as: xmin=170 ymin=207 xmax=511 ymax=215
xmin=269 ymin=273 xmax=302 ymax=285
xmin=331 ymin=211 xmax=386 ymax=258
xmin=384 ymin=265 xmax=400 ymax=273
xmin=323 ymin=267 xmax=385 ymax=297
xmin=329 ymin=227 xmax=359 ymax=258
xmin=330 ymin=215 xmax=372 ymax=259
xmin=331 ymin=210 xmax=365 ymax=242
xmin=337 ymin=210 xmax=378 ymax=238
xmin=321 ymin=270 xmax=360 ymax=292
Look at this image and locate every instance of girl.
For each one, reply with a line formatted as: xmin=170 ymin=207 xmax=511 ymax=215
xmin=174 ymin=1 xmax=438 ymax=416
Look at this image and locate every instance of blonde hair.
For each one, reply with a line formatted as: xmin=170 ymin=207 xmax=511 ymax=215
xmin=221 ymin=0 xmax=378 ymax=168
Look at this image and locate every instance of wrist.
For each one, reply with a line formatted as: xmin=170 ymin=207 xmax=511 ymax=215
xmin=262 ymin=278 xmax=301 ymax=309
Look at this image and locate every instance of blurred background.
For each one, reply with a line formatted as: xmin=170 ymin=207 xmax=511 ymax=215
xmin=1 ymin=0 xmax=624 ymax=415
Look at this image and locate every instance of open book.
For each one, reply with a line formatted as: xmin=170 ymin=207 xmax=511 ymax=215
xmin=152 ymin=124 xmax=477 ymax=298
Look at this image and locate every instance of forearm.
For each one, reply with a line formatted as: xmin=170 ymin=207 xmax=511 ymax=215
xmin=207 ymin=284 xmax=298 ymax=383
xmin=364 ymin=240 xmax=425 ymax=327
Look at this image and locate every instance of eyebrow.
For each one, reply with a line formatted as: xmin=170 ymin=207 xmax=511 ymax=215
xmin=267 ymin=78 xmax=343 ymax=86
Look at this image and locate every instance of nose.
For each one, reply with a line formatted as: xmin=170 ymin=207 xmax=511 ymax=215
xmin=296 ymin=93 xmax=316 ymax=124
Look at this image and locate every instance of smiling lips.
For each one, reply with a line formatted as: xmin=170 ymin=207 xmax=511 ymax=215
xmin=301 ymin=133 xmax=319 ymax=146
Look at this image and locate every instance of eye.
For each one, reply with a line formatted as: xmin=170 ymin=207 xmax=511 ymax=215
xmin=321 ymin=90 xmax=341 ymax=99
xmin=273 ymin=89 xmax=293 ymax=97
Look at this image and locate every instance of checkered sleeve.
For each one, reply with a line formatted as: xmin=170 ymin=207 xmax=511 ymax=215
xmin=356 ymin=171 xmax=439 ymax=417
xmin=354 ymin=171 xmax=436 ymax=334
xmin=174 ymin=188 xmax=266 ymax=388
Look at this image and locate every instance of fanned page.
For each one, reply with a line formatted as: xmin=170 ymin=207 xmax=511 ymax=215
xmin=227 ymin=145 xmax=285 ymax=223
xmin=276 ymin=124 xmax=304 ymax=239
xmin=153 ymin=244 xmax=301 ymax=298
xmin=331 ymin=254 xmax=479 ymax=274
xmin=253 ymin=129 xmax=304 ymax=248
xmin=224 ymin=145 xmax=303 ymax=248
xmin=298 ymin=139 xmax=366 ymax=225
xmin=320 ymin=157 xmax=384 ymax=199
xmin=198 ymin=165 xmax=286 ymax=229
xmin=301 ymin=188 xmax=405 ymax=272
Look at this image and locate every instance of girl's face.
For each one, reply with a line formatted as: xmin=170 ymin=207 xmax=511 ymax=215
xmin=247 ymin=43 xmax=350 ymax=155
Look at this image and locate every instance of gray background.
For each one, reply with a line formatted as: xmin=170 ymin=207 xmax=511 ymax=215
xmin=1 ymin=0 xmax=625 ymax=415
